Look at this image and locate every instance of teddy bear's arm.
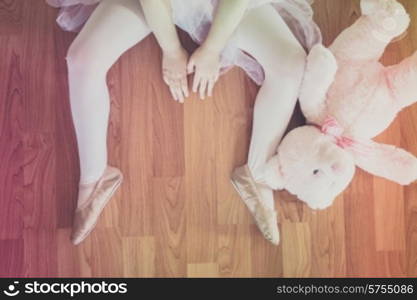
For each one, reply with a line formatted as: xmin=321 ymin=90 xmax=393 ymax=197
xmin=385 ymin=51 xmax=417 ymax=109
xmin=350 ymin=140 xmax=417 ymax=185
xmin=299 ymin=44 xmax=337 ymax=123
xmin=330 ymin=0 xmax=410 ymax=64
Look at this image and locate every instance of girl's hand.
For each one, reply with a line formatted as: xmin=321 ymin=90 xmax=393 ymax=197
xmin=187 ymin=45 xmax=221 ymax=99
xmin=162 ymin=47 xmax=190 ymax=103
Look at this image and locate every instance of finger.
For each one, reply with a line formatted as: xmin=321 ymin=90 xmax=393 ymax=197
xmin=172 ymin=78 xmax=185 ymax=103
xmin=168 ymin=85 xmax=178 ymax=102
xmin=214 ymin=71 xmax=220 ymax=82
xmin=163 ymin=73 xmax=171 ymax=86
xmin=209 ymin=72 xmax=219 ymax=97
xmin=199 ymin=77 xmax=208 ymax=100
xmin=175 ymin=82 xmax=185 ymax=103
xmin=192 ymin=72 xmax=201 ymax=93
xmin=180 ymin=75 xmax=189 ymax=98
xmin=213 ymin=71 xmax=220 ymax=83
xmin=207 ymin=78 xmax=215 ymax=98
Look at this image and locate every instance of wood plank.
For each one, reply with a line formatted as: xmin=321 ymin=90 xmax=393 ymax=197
xmin=217 ymin=224 xmax=252 ymax=277
xmin=0 ymin=239 xmax=23 ymax=277
xmin=153 ymin=177 xmax=187 ymax=277
xmin=281 ymin=222 xmax=311 ymax=277
xmin=122 ymin=236 xmax=155 ymax=277
xmin=187 ymin=263 xmax=219 ymax=278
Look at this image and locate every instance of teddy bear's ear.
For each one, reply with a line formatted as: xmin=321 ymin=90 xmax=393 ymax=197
xmin=349 ymin=140 xmax=417 ymax=185
xmin=252 ymin=154 xmax=285 ymax=190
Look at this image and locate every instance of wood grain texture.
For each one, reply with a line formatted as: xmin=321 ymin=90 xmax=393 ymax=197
xmin=0 ymin=0 xmax=416 ymax=277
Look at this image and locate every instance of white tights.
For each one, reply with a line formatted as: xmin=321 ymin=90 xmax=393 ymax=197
xmin=66 ymin=0 xmax=306 ymax=209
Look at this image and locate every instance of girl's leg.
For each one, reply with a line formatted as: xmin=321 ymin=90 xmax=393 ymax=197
xmin=235 ymin=4 xmax=307 ymax=209
xmin=65 ymin=0 xmax=151 ymax=205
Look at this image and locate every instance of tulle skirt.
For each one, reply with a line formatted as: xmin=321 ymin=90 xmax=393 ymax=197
xmin=46 ymin=0 xmax=322 ymax=85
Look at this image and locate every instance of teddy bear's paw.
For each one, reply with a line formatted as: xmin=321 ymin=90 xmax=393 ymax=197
xmin=362 ymin=0 xmax=410 ymax=42
xmin=361 ymin=0 xmax=405 ymax=16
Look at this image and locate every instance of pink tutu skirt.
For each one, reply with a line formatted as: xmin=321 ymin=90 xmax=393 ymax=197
xmin=46 ymin=0 xmax=322 ymax=85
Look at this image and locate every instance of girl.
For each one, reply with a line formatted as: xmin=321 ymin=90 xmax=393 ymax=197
xmin=46 ymin=0 xmax=321 ymax=245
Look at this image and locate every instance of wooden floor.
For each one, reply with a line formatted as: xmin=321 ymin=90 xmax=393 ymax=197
xmin=0 ymin=0 xmax=416 ymax=277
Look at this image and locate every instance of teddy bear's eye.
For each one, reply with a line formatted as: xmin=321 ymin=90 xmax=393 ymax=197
xmin=313 ymin=169 xmax=319 ymax=175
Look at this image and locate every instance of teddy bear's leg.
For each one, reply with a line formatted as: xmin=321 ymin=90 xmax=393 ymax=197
xmin=299 ymin=44 xmax=337 ymax=124
xmin=385 ymin=51 xmax=417 ymax=109
xmin=330 ymin=0 xmax=410 ymax=63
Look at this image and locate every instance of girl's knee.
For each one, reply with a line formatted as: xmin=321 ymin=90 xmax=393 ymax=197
xmin=66 ymin=42 xmax=85 ymax=70
xmin=66 ymin=41 xmax=108 ymax=75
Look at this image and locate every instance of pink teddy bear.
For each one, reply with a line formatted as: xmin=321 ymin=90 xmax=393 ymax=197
xmin=261 ymin=0 xmax=417 ymax=210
